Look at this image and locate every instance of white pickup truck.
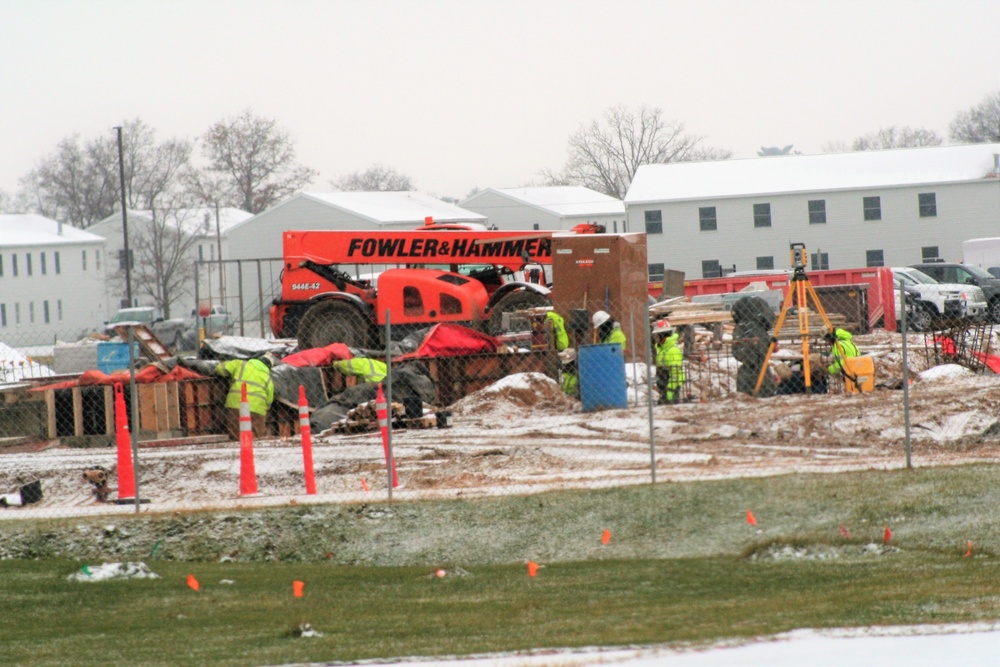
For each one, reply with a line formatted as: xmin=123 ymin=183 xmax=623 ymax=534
xmin=104 ymin=306 xmax=190 ymax=350
xmin=891 ymin=267 xmax=987 ymax=330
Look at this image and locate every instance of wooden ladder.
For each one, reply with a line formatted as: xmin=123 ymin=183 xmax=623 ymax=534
xmin=113 ymin=324 xmax=174 ymax=363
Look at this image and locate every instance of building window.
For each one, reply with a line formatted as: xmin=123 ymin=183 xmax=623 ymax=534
xmin=866 ymin=249 xmax=884 ymax=267
xmin=26 ymin=253 xmax=32 ymax=276
xmin=756 ymin=256 xmax=775 ymax=270
xmin=29 ymin=302 xmax=35 ymax=324
xmin=118 ymin=249 xmax=133 ymax=270
xmin=95 ymin=250 xmax=101 ymax=271
xmin=43 ymin=300 xmax=50 ymax=324
xmin=82 ymin=250 xmax=87 ymax=271
xmin=701 ymin=259 xmax=722 ymax=278
xmin=40 ymin=252 xmax=47 ymax=275
xmin=0 ymin=254 xmax=3 ymax=277
xmin=14 ymin=303 xmax=20 ymax=324
xmin=921 ymin=246 xmax=939 ymax=262
xmin=811 ymin=252 xmax=830 ymax=270
xmin=753 ymin=203 xmax=771 ymax=228
xmin=532 ymin=223 xmax=539 ymax=231
xmin=644 ymin=210 xmax=663 ymax=234
xmin=863 ymin=196 xmax=882 ymax=221
xmin=12 ymin=254 xmax=17 ymax=277
xmin=648 ymin=262 xmax=665 ymax=281
xmin=54 ymin=251 xmax=60 ymax=274
xmin=699 ymin=206 xmax=717 ymax=231
xmin=198 ymin=245 xmax=204 ymax=261
xmin=57 ymin=299 xmax=63 ymax=321
xmin=0 ymin=304 xmax=5 ymax=327
xmin=808 ymin=199 xmax=827 ymax=224
xmin=919 ymin=192 xmax=937 ymax=218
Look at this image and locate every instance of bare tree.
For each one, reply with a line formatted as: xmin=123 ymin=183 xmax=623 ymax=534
xmin=201 ymin=109 xmax=317 ymax=213
xmin=331 ymin=164 xmax=413 ymax=191
xmin=851 ymin=126 xmax=942 ymax=151
xmin=949 ymin=90 xmax=1000 ymax=143
xmin=547 ymin=105 xmax=731 ymax=199
xmin=107 ymin=203 xmax=207 ymax=319
xmin=0 ymin=188 xmax=29 ymax=213
xmin=17 ymin=119 xmax=192 ymax=228
xmin=758 ymin=145 xmax=800 ymax=156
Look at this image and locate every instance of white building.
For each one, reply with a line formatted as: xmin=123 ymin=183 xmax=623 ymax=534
xmin=0 ymin=214 xmax=107 ymax=346
xmin=460 ymin=186 xmax=626 ymax=232
xmin=88 ymin=207 xmax=252 ymax=318
xmin=216 ymin=191 xmax=488 ymax=327
xmin=624 ymin=143 xmax=1000 ymax=280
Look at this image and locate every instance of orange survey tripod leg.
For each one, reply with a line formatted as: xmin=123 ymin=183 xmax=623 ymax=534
xmin=753 ymin=243 xmax=836 ymax=396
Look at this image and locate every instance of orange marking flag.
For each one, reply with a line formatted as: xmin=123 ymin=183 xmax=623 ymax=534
xmin=883 ymin=526 xmax=892 ymax=545
xmin=839 ymin=524 xmax=851 ymax=538
xmin=361 ymin=478 xmax=370 ymax=492
xmin=527 ymin=561 xmax=539 ymax=578
xmin=293 ymin=580 xmax=305 ymax=598
xmin=601 ymin=530 xmax=612 ymax=545
xmin=965 ymin=540 xmax=973 ymax=558
xmin=746 ymin=509 xmax=757 ymax=526
xmin=186 ymin=574 xmax=200 ymax=591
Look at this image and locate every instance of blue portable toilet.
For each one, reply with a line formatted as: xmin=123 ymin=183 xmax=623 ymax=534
xmin=578 ymin=343 xmax=628 ymax=412
xmin=97 ymin=342 xmax=139 ymax=374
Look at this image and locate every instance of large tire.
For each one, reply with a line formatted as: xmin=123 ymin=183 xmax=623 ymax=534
xmin=486 ymin=290 xmax=551 ymax=336
xmin=297 ymin=300 xmax=370 ymax=350
xmin=908 ymin=303 xmax=934 ymax=332
xmin=990 ymin=299 xmax=1000 ymax=324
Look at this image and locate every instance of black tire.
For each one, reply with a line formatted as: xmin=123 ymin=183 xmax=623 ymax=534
xmin=486 ymin=290 xmax=551 ymax=336
xmin=908 ymin=304 xmax=934 ymax=332
xmin=297 ymin=300 xmax=370 ymax=349
xmin=990 ymin=299 xmax=1000 ymax=324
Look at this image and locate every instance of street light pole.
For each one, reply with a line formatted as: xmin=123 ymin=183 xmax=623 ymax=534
xmin=115 ymin=126 xmax=133 ymax=307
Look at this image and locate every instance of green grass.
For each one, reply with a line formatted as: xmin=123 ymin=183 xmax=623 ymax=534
xmin=3 ymin=465 xmax=1000 ymax=665
xmin=2 ymin=554 xmax=999 ymax=667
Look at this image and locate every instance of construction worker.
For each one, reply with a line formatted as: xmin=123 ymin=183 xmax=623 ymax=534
xmin=652 ymin=319 xmax=685 ymax=404
xmin=217 ymin=353 xmax=275 ymax=440
xmin=558 ymin=347 xmax=579 ymax=397
xmin=332 ymin=357 xmax=388 ymax=383
xmin=825 ymin=328 xmax=860 ymax=376
xmin=592 ymin=310 xmax=627 ymax=350
xmin=546 ymin=310 xmax=569 ymax=351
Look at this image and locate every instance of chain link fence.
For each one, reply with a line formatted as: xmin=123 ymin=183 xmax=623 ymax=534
xmin=0 ymin=286 xmax=987 ymax=519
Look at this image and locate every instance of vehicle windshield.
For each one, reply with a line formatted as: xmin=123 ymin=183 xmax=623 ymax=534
xmin=898 ymin=269 xmax=937 ymax=285
xmin=963 ymin=264 xmax=995 ymax=279
xmin=110 ymin=309 xmax=154 ymax=323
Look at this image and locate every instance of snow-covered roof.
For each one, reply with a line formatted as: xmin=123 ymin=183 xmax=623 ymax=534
xmin=92 ymin=208 xmax=253 ymax=236
xmin=471 ymin=186 xmax=625 ymax=217
xmin=0 ymin=214 xmax=106 ymax=247
xmin=299 ymin=191 xmax=487 ymax=225
xmin=625 ymin=143 xmax=1000 ymax=204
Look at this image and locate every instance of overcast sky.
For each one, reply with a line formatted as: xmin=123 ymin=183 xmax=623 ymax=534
xmin=2 ymin=0 xmax=998 ymax=203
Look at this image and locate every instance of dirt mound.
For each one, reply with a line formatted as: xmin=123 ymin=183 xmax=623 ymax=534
xmin=450 ymin=372 xmax=577 ymax=417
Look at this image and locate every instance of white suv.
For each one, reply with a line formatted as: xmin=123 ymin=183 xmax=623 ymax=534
xmin=891 ymin=267 xmax=987 ymax=330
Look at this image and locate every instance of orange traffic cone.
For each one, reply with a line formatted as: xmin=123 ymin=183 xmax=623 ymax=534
xmin=376 ymin=383 xmax=399 ymax=488
xmin=298 ymin=386 xmax=316 ymax=495
xmin=239 ymin=383 xmax=258 ymax=496
xmin=113 ymin=383 xmax=136 ymax=500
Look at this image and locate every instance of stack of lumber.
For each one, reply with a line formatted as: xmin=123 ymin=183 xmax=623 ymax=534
xmin=649 ymin=297 xmax=732 ymax=326
xmin=774 ymin=308 xmax=848 ymax=339
xmin=327 ymin=399 xmax=438 ymax=434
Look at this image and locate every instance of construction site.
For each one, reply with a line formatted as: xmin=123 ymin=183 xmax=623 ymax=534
xmin=2 ymin=227 xmax=1000 ymax=518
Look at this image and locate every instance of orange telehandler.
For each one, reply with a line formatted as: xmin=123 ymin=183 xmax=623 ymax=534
xmin=270 ymin=223 xmax=603 ymax=349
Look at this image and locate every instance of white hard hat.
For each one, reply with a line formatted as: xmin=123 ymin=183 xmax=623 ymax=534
xmin=592 ymin=310 xmax=611 ymax=327
xmin=653 ymin=319 xmax=674 ymax=334
xmin=558 ymin=347 xmax=577 ymax=363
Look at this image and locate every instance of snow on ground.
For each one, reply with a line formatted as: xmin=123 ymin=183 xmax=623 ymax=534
xmin=3 ymin=330 xmax=1000 ymax=519
xmin=333 ymin=624 xmax=1000 ymax=667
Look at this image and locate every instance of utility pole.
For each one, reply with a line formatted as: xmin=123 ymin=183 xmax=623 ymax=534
xmin=115 ymin=126 xmax=133 ymax=307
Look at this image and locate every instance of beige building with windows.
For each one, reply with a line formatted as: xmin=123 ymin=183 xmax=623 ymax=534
xmin=625 ymin=143 xmax=1000 ymax=280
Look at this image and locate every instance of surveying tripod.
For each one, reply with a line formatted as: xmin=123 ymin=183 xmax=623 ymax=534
xmin=753 ymin=243 xmax=836 ymax=395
